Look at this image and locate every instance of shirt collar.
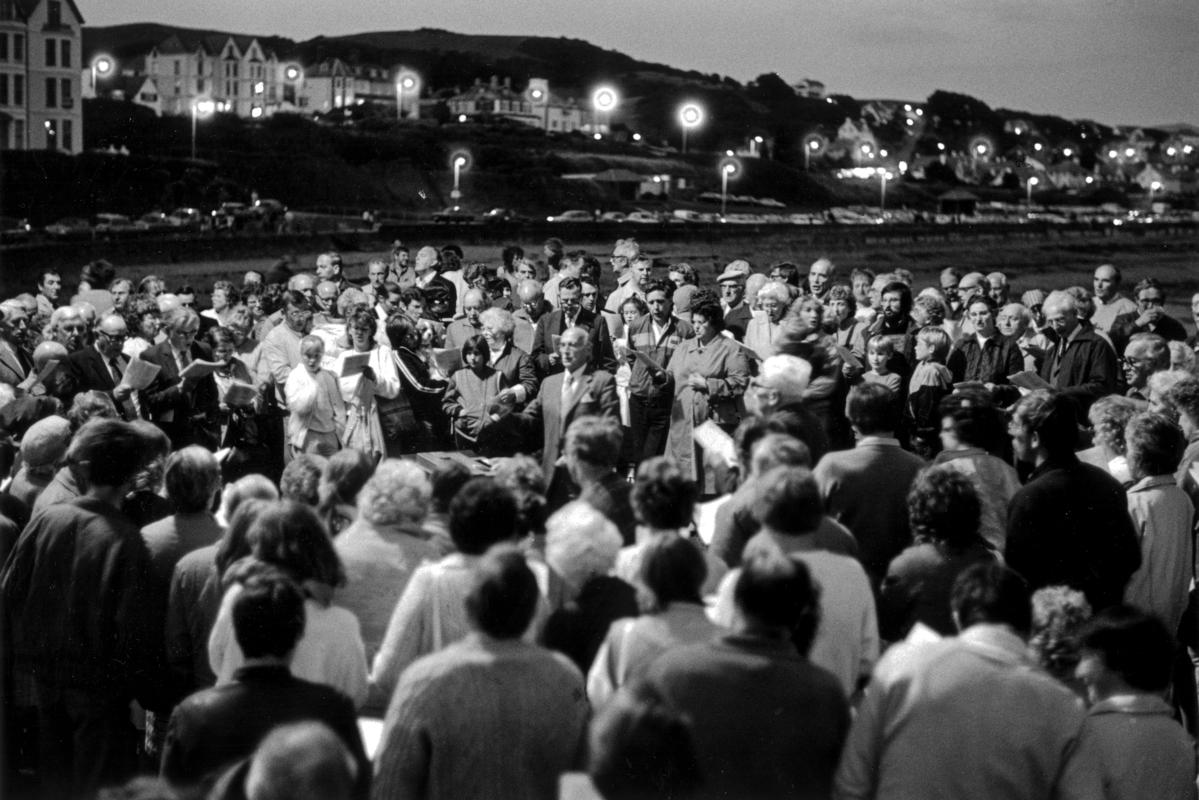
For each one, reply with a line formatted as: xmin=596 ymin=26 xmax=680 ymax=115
xmin=957 ymin=623 xmax=1032 ymax=666
xmin=1128 ymin=474 xmax=1178 ymax=493
xmin=857 ymin=435 xmax=901 ymax=447
xmin=1088 ymin=693 xmax=1173 ymax=717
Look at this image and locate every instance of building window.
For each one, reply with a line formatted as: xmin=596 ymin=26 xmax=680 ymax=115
xmin=0 ymin=1 xmax=15 ymax=21
xmin=13 ymin=74 xmax=21 ymax=104
xmin=45 ymin=77 xmax=56 ymax=107
xmin=0 ymin=34 xmax=7 ymax=61
xmin=60 ymin=77 xmax=70 ymax=107
xmin=45 ymin=38 xmax=55 ymax=67
xmin=44 ymin=118 xmax=57 ymax=149
xmin=196 ymin=79 xmax=205 ymax=93
xmin=14 ymin=118 xmax=23 ymax=146
xmin=47 ymin=1 xmax=61 ymax=27
xmin=0 ymin=74 xmax=7 ymax=105
xmin=13 ymin=33 xmax=22 ymax=60
xmin=60 ymin=40 xmax=69 ymax=67
xmin=62 ymin=118 xmax=71 ymax=150
xmin=174 ymin=59 xmax=180 ymax=75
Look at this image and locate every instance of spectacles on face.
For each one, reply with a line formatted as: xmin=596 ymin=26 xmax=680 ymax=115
xmin=98 ymin=329 xmax=127 ymax=342
xmin=1122 ymin=356 xmax=1153 ymax=369
xmin=1137 ymin=295 xmax=1165 ymax=308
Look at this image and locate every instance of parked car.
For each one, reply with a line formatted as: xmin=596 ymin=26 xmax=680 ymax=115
xmin=547 ymin=209 xmax=594 ymax=223
xmin=136 ymin=211 xmax=175 ymax=231
xmin=93 ymin=213 xmax=137 ymax=233
xmin=0 ymin=216 xmax=32 ymax=243
xmin=599 ymin=211 xmax=627 ymax=223
xmin=432 ymin=206 xmax=475 ymax=223
xmin=253 ymin=198 xmax=287 ymax=216
xmin=45 ymin=217 xmax=92 ymax=237
xmin=211 ymin=202 xmax=251 ymax=230
xmin=480 ymin=207 xmax=526 ymax=224
xmin=168 ymin=207 xmax=205 ymax=230
xmin=626 ymin=211 xmax=661 ymax=224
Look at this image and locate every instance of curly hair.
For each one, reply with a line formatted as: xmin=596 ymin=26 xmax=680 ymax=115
xmin=546 ymin=501 xmax=622 ymax=590
xmin=907 ymin=465 xmax=983 ymax=549
xmin=1125 ymin=411 xmax=1185 ymax=480
xmin=246 ymin=499 xmax=346 ymax=588
xmin=356 ymin=459 xmax=430 ymax=528
xmin=1087 ymin=394 xmax=1141 ymax=457
xmin=1029 ymin=585 xmax=1092 ymax=685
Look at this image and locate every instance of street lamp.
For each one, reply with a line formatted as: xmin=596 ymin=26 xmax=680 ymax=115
xmin=880 ymin=170 xmax=893 ymax=213
xmin=450 ymin=150 xmax=471 ymax=201
xmin=802 ymin=133 xmax=825 ymax=170
xmin=396 ymin=71 xmax=420 ymax=120
xmin=678 ymin=102 xmax=703 ymax=154
xmin=1026 ymin=176 xmax=1039 ymax=209
xmin=90 ymin=54 xmax=115 ymax=97
xmin=191 ymin=97 xmax=215 ymax=159
xmin=719 ymin=156 xmax=740 ymax=218
xmin=750 ymin=134 xmax=763 ymax=157
xmin=592 ymin=86 xmax=618 ymax=135
xmin=280 ymin=63 xmax=303 ymax=106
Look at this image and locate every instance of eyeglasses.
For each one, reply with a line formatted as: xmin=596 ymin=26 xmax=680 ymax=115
xmin=1122 ymin=356 xmax=1152 ymax=368
xmin=98 ymin=330 xmax=127 ymax=341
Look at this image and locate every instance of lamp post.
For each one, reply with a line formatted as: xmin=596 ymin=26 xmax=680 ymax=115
xmin=749 ymin=134 xmax=763 ymax=157
xmin=191 ymin=97 xmax=215 ymax=159
xmin=90 ymin=54 xmax=114 ymax=97
xmin=396 ymin=71 xmax=419 ymax=120
xmin=592 ymin=86 xmax=618 ymax=136
xmin=528 ymin=84 xmax=549 ymax=130
xmin=678 ymin=102 xmax=703 ymax=154
xmin=880 ymin=170 xmax=892 ymax=214
xmin=1026 ymin=176 xmax=1039 ymax=210
xmin=719 ymin=157 xmax=739 ymax=218
xmin=450 ymin=151 xmax=470 ymax=202
xmin=281 ymin=63 xmax=302 ymax=107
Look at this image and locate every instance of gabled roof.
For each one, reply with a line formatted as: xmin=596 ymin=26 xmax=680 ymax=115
xmin=13 ymin=0 xmax=85 ymax=24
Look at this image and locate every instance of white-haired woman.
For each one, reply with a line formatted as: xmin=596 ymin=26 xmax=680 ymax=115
xmin=745 ymin=281 xmax=790 ymax=361
xmin=540 ymin=501 xmax=638 ymax=674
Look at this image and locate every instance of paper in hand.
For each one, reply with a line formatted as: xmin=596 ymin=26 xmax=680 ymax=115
xmin=121 ymin=358 xmax=161 ymax=390
xmin=431 ymin=348 xmax=463 ymax=375
xmin=18 ymin=358 xmax=60 ymax=392
xmin=630 ymin=348 xmax=662 ymax=370
xmin=832 ymin=343 xmax=863 ymax=371
xmin=340 ymin=352 xmax=371 ymax=378
xmin=180 ymin=359 xmax=222 ymax=380
xmin=692 ymin=420 xmax=738 ymax=468
xmin=222 ymin=381 xmax=258 ymax=408
xmin=1007 ymin=370 xmax=1053 ymax=392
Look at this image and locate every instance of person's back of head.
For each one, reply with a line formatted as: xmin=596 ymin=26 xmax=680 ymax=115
xmin=565 ymin=415 xmax=623 ymax=474
xmin=246 ymin=500 xmax=345 ymax=588
xmin=280 ymin=454 xmax=326 ymax=506
xmin=588 ymin=681 xmax=703 ymax=800
xmin=318 ymin=447 xmax=375 ymax=512
xmin=906 ymin=466 xmax=983 ymax=550
xmin=67 ymin=417 xmax=147 ymax=491
xmin=1125 ymin=411 xmax=1185 ymax=481
xmin=244 ymin=722 xmax=356 ymax=800
xmin=754 ymin=466 xmax=822 ymax=536
xmin=951 ymin=563 xmax=1032 ymax=636
xmin=232 ymin=566 xmax=306 ymax=661
xmin=637 ymin=533 xmax=707 ymax=611
xmin=1011 ymin=390 xmax=1079 ymax=461
xmin=449 ymin=477 xmax=518 ymax=554
xmin=757 ymin=355 xmax=812 ymax=408
xmin=734 ymin=550 xmax=820 ymax=654
xmin=164 ymin=445 xmax=221 ymax=514
xmin=429 ymin=461 xmax=472 ymax=515
xmin=1077 ymin=604 xmax=1175 ymax=700
xmin=749 ymin=432 xmax=811 ymax=476
xmin=631 ymin=457 xmax=695 ymax=531
xmin=846 ymin=382 xmax=899 ymax=436
xmin=464 ymin=544 xmax=540 ymax=639
xmin=219 ymin=474 xmax=280 ymax=524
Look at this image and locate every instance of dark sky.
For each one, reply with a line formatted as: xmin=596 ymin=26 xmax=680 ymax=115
xmin=85 ymin=0 xmax=1198 ymax=127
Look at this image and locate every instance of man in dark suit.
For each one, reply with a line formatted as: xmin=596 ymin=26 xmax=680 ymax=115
xmin=160 ymin=569 xmax=369 ymax=797
xmin=519 ymin=326 xmax=619 ymax=509
xmin=530 ymin=277 xmax=615 ymax=378
xmin=138 ymin=307 xmax=219 ymax=450
xmin=0 ymin=303 xmax=32 ymax=387
xmin=62 ymin=313 xmax=143 ymax=419
xmin=1038 ymin=290 xmax=1118 ymax=415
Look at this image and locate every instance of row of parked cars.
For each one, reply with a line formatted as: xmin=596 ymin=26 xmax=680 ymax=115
xmin=2 ymin=199 xmax=289 ymax=243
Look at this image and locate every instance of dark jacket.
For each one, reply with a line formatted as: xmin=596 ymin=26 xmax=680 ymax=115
xmin=580 ymin=471 xmax=637 ymax=546
xmin=1038 ymin=326 xmax=1118 ymax=414
xmin=0 ymin=496 xmax=167 ymax=708
xmin=138 ymin=339 xmax=220 ymax=449
xmin=62 ymin=346 xmax=141 ymax=418
xmin=490 ymin=343 xmax=539 ymax=405
xmin=625 ymin=313 xmax=694 ymax=401
xmin=1005 ymin=456 xmax=1141 ymax=611
xmin=531 ymin=308 xmax=615 ymax=377
xmin=160 ymin=664 xmax=369 ymax=798
xmin=947 ymin=333 xmax=1024 ymax=398
xmin=722 ymin=303 xmax=754 ymax=342
xmin=540 ymin=575 xmax=638 ymax=674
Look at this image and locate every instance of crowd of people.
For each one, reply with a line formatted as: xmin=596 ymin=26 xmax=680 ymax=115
xmin=2 ymin=240 xmax=1199 ymax=799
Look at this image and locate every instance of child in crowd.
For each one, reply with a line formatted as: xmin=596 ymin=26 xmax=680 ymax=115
xmin=862 ymin=336 xmax=902 ymax=394
xmin=284 ymin=335 xmax=346 ymax=457
xmin=906 ymin=326 xmax=954 ymax=457
xmin=442 ymin=335 xmax=511 ymax=452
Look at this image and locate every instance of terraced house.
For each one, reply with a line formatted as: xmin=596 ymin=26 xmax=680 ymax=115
xmin=0 ymin=0 xmax=83 ymax=151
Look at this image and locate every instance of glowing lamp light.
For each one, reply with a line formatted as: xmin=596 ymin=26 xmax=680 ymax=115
xmin=1167 ymin=146 xmax=1177 ymax=157
xmin=594 ymin=133 xmax=602 ymax=140
xmin=1028 ymin=176 xmax=1039 ymax=187
xmin=1085 ymin=176 xmax=1095 ymax=184
xmin=937 ymin=142 xmax=946 ymax=151
xmin=250 ymin=106 xmax=263 ymax=119
xmin=879 ymin=148 xmax=888 ymax=158
xmin=975 ymin=144 xmax=987 ymax=156
xmin=1185 ymin=145 xmax=1195 ymax=155
xmin=898 ymin=160 xmax=908 ymax=173
xmin=1062 ymin=148 xmax=1073 ymax=157
xmin=860 ymin=143 xmax=872 ymax=154
xmin=915 ymin=108 xmax=923 ymax=116
xmin=92 ymin=55 xmax=114 ymax=76
xmin=904 ymin=104 xmax=912 ymax=112
xmin=722 ymin=162 xmax=738 ymax=176
xmin=529 ymin=87 xmax=545 ymax=102
xmin=1124 ymin=147 xmax=1136 ymax=158
xmin=809 ymin=140 xmax=821 ymax=151
xmin=399 ymin=75 xmax=418 ymax=92
xmin=753 ymin=135 xmax=763 ymax=143
xmin=592 ymin=86 xmax=618 ymax=112
xmin=458 ymin=114 xmax=468 ymax=123
xmin=254 ymin=81 xmax=265 ymax=95
xmin=906 ymin=119 xmax=914 ymax=126
xmin=632 ymin=132 xmax=642 ymax=141
xmin=1033 ymin=142 xmax=1043 ymax=151
xmin=678 ymin=103 xmax=703 ymax=128
xmin=1108 ymin=149 xmax=1119 ymax=159
xmin=726 ymin=149 xmax=734 ymax=156
xmin=454 ymin=156 xmax=467 ymax=169
xmin=282 ymin=64 xmax=302 ymax=83
xmin=1150 ymin=180 xmax=1163 ymax=192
